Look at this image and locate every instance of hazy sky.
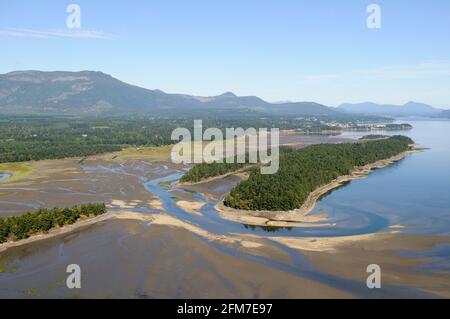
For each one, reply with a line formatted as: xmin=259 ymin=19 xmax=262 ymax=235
xmin=1 ymin=0 xmax=449 ymax=108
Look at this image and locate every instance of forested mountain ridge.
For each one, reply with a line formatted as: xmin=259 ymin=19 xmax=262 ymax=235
xmin=338 ymin=101 xmax=441 ymax=117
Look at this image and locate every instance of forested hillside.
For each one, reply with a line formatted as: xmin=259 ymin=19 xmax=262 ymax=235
xmin=0 ymin=70 xmax=343 ymax=117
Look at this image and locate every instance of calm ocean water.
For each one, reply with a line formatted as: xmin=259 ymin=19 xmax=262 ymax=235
xmin=314 ymin=119 xmax=450 ymax=236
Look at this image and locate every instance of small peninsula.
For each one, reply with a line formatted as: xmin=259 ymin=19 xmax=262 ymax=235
xmin=182 ymin=136 xmax=415 ymax=212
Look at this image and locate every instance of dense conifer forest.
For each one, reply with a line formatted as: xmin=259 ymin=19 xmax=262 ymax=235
xmin=0 ymin=115 xmax=343 ymax=163
xmin=0 ymin=115 xmax=387 ymax=163
xmin=182 ymin=136 xmax=413 ymax=211
xmin=224 ymin=136 xmax=413 ymax=211
xmin=0 ymin=203 xmax=107 ymax=243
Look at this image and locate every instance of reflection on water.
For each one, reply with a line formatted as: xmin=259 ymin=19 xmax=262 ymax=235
xmin=242 ymin=224 xmax=293 ymax=232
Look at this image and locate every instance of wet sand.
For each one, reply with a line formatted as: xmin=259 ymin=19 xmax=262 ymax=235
xmin=0 ymin=155 xmax=182 ymax=216
xmin=175 ymin=200 xmax=205 ymax=216
xmin=0 ymin=213 xmax=114 ymax=254
xmin=300 ymin=233 xmax=450 ymax=298
xmin=1 ymin=135 xmax=449 ymax=298
xmin=1 ymin=213 xmax=449 ymax=298
xmin=0 ymin=219 xmax=353 ymax=298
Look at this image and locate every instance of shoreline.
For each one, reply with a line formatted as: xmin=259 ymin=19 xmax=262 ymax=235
xmin=0 ymin=213 xmax=114 ymax=253
xmin=3 ymin=208 xmax=442 ymax=258
xmin=3 ymin=211 xmax=449 ymax=298
xmin=0 ymin=146 xmax=422 ymax=252
xmin=0 ymin=211 xmax=268 ymax=255
xmin=214 ymin=145 xmax=422 ymax=226
xmin=177 ymin=166 xmax=253 ymax=186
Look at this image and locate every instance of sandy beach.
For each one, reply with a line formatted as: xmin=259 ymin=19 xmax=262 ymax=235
xmin=175 ymin=200 xmax=205 ymax=216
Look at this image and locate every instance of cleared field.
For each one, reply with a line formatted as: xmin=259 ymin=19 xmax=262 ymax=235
xmin=113 ymin=145 xmax=172 ymax=160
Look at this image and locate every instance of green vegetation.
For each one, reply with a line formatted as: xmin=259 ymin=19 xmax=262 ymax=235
xmin=0 ymin=163 xmax=33 ymax=182
xmin=359 ymin=135 xmax=388 ymax=140
xmin=180 ymin=151 xmax=261 ymax=183
xmin=181 ymin=161 xmax=249 ymax=183
xmin=0 ymin=115 xmax=386 ymax=164
xmin=217 ymin=136 xmax=412 ymax=211
xmin=115 ymin=145 xmax=173 ymax=160
xmin=0 ymin=203 xmax=107 ymax=243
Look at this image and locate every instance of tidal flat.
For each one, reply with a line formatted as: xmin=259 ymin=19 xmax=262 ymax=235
xmin=1 ymin=129 xmax=449 ymax=298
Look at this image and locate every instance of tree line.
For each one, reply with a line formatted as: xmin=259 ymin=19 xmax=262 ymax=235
xmin=180 ymin=152 xmax=260 ymax=183
xmin=181 ymin=161 xmax=249 ymax=183
xmin=0 ymin=203 xmax=107 ymax=243
xmin=0 ymin=115 xmax=376 ymax=164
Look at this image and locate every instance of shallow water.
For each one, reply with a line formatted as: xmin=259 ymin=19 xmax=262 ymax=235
xmin=146 ymin=173 xmax=390 ymax=237
xmin=319 ymin=119 xmax=450 ymax=236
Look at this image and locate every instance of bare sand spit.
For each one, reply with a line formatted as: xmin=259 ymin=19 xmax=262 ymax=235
xmin=2 ymin=211 xmax=449 ymax=298
xmin=0 ymin=209 xmax=356 ymax=257
xmin=175 ymin=200 xmax=205 ymax=216
xmin=0 ymin=211 xmax=269 ymax=256
xmin=0 ymin=213 xmax=113 ymax=253
xmin=0 ymin=220 xmax=354 ymax=298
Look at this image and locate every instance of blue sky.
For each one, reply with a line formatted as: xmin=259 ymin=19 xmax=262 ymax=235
xmin=1 ymin=0 xmax=449 ymax=108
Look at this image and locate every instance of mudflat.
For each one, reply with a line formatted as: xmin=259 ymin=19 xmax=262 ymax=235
xmin=1 ymin=134 xmax=449 ymax=298
xmin=0 ymin=219 xmax=353 ymax=299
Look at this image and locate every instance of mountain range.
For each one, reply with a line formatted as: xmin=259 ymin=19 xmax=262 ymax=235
xmin=0 ymin=71 xmax=339 ymax=117
xmin=440 ymin=110 xmax=450 ymax=118
xmin=2 ymin=71 xmax=447 ymax=119
xmin=338 ymin=101 xmax=444 ymax=117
